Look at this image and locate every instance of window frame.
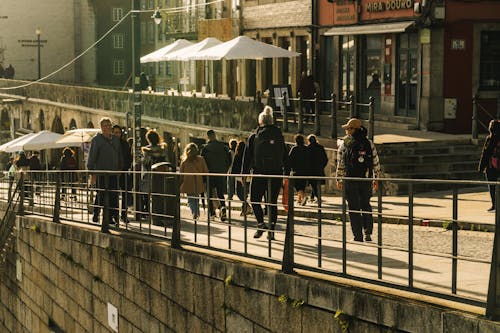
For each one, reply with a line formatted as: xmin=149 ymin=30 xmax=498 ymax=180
xmin=112 ymin=33 xmax=124 ymax=49
xmin=113 ymin=59 xmax=125 ymax=76
xmin=112 ymin=8 xmax=123 ymax=22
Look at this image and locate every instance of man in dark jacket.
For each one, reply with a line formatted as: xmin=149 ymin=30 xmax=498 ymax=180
xmin=306 ymin=134 xmax=328 ymax=203
xmin=243 ymin=106 xmax=287 ymax=240
xmin=201 ymin=129 xmax=231 ymax=221
xmin=87 ymin=117 xmax=123 ymax=232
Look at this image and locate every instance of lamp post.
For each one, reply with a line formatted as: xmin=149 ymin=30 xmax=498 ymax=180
xmin=35 ymin=28 xmax=41 ymax=80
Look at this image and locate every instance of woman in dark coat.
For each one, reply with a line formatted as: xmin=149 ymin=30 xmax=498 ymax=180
xmin=306 ymin=134 xmax=328 ymax=203
xmin=478 ymin=120 xmax=500 ymax=211
xmin=286 ymin=134 xmax=310 ymax=205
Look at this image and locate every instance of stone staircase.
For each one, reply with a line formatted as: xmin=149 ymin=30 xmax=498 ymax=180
xmin=377 ymin=139 xmax=484 ymax=195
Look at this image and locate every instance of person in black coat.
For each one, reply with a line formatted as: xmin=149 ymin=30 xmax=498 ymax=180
xmin=478 ymin=120 xmax=500 ymax=211
xmin=286 ymin=134 xmax=310 ymax=205
xmin=306 ymin=134 xmax=328 ymax=203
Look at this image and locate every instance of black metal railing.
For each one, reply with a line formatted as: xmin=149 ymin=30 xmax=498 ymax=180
xmin=272 ymin=93 xmax=375 ymax=140
xmin=1 ymin=169 xmax=498 ymax=313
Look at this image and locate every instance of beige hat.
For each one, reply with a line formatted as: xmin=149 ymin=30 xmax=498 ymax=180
xmin=341 ymin=118 xmax=362 ymax=129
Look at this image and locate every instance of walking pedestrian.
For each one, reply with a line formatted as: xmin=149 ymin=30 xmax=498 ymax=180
xmin=336 ymin=118 xmax=380 ymax=242
xmin=243 ymin=106 xmax=287 ymax=240
xmin=286 ymin=134 xmax=310 ymax=205
xmin=201 ymin=130 xmax=231 ymax=221
xmin=112 ymin=125 xmax=133 ymax=222
xmin=141 ymin=129 xmax=169 ymax=225
xmin=60 ymin=147 xmax=78 ymax=200
xmin=227 ymin=138 xmax=238 ymax=201
xmin=29 ymin=151 xmax=42 ymax=195
xmin=478 ymin=119 xmax=500 ymax=211
xmin=15 ymin=151 xmax=31 ymax=201
xmin=306 ymin=134 xmax=328 ymax=204
xmin=87 ymin=117 xmax=123 ymax=232
xmin=180 ymin=143 xmax=209 ymax=220
xmin=231 ymin=141 xmax=251 ymax=215
xmin=297 ymin=71 xmax=316 ymax=122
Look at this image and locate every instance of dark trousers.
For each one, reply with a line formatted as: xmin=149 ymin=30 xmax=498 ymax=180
xmin=94 ymin=175 xmax=119 ymax=227
xmin=486 ymin=168 xmax=498 ymax=207
xmin=119 ymin=173 xmax=132 ymax=218
xmin=310 ymin=180 xmax=321 ymax=201
xmin=250 ymin=177 xmax=282 ymax=228
xmin=208 ymin=175 xmax=226 ymax=215
xmin=345 ymin=179 xmax=373 ymax=240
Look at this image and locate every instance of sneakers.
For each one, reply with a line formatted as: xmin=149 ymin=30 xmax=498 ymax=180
xmin=487 ymin=206 xmax=495 ymax=212
xmin=267 ymin=231 xmax=275 ymax=241
xmin=253 ymin=224 xmax=268 ymax=239
xmin=220 ymin=207 xmax=227 ymax=222
xmin=92 ymin=215 xmax=99 ymax=223
xmin=365 ymin=234 xmax=372 ymax=242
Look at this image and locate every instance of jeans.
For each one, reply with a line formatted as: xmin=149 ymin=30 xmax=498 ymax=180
xmin=187 ymin=195 xmax=200 ymax=218
xmin=207 ymin=175 xmax=226 ymax=215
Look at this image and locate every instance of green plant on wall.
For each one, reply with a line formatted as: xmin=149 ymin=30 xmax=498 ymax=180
xmin=278 ymin=295 xmax=304 ymax=308
xmin=224 ymin=275 xmax=234 ymax=286
xmin=334 ymin=309 xmax=351 ymax=332
xmin=30 ymin=224 xmax=40 ymax=233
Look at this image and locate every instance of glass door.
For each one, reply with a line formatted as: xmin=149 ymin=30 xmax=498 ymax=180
xmin=362 ymin=35 xmax=382 ymax=114
xmin=396 ymin=33 xmax=418 ymax=117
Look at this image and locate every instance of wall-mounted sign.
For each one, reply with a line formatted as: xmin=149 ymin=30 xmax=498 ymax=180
xmin=366 ymin=0 xmax=414 ymax=12
xmin=333 ymin=1 xmax=357 ymax=25
xmin=451 ymin=39 xmax=465 ymax=50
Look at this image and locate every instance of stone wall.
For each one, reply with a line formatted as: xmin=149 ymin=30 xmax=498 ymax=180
xmin=0 ymin=216 xmax=499 ymax=332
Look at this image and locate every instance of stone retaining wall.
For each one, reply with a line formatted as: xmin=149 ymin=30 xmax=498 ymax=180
xmin=0 ymin=216 xmax=499 ymax=332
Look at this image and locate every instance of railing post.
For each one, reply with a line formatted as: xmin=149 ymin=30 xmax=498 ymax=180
xmin=487 ymin=183 xmax=500 ymax=319
xmin=349 ymin=94 xmax=355 ymax=119
xmin=282 ymin=177 xmax=295 ymax=274
xmin=282 ymin=92 xmax=289 ymax=132
xmin=369 ymin=96 xmax=375 ymax=141
xmin=472 ymin=93 xmax=479 ymax=140
xmin=53 ymin=172 xmax=61 ymax=223
xmin=171 ymin=173 xmax=182 ymax=249
xmin=297 ymin=92 xmax=304 ymax=134
xmin=331 ymin=93 xmax=337 ymax=139
xmin=314 ymin=92 xmax=320 ymax=136
xmin=102 ymin=174 xmax=110 ymax=233
xmin=17 ymin=174 xmax=25 ymax=216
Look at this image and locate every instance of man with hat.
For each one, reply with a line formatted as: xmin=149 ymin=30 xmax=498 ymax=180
xmin=336 ymin=118 xmax=380 ymax=242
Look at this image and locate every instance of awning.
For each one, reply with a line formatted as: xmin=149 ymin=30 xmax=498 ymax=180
xmin=325 ymin=21 xmax=415 ymax=36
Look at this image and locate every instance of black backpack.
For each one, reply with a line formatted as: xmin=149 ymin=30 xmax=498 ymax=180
xmin=253 ymin=125 xmax=285 ymax=174
xmin=343 ymin=137 xmax=373 ymax=178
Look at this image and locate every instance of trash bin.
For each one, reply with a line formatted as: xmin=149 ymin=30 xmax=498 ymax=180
xmin=151 ymin=162 xmax=176 ymax=226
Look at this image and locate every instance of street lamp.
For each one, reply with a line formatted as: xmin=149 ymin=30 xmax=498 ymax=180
xmin=35 ymin=28 xmax=41 ymax=80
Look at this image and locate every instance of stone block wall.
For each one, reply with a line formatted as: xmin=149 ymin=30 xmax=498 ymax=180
xmin=1 ymin=216 xmax=499 ymax=332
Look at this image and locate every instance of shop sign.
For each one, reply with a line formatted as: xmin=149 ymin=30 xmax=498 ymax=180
xmin=366 ymin=0 xmax=414 ymax=12
xmin=333 ymin=0 xmax=357 ymax=25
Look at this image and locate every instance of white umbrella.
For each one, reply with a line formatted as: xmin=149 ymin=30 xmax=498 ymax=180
xmin=163 ymin=37 xmax=223 ymax=61
xmin=192 ymin=36 xmax=301 ymax=60
xmin=0 ymin=133 xmax=36 ymax=152
xmin=55 ymin=128 xmax=100 ymax=147
xmin=1 ymin=131 xmax=63 ymax=153
xmin=140 ymin=39 xmax=194 ymax=63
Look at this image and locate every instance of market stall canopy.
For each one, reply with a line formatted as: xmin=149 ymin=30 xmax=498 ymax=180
xmin=0 ymin=131 xmax=64 ymax=153
xmin=140 ymin=39 xmax=194 ymax=63
xmin=163 ymin=37 xmax=223 ymax=61
xmin=191 ymin=36 xmax=301 ymax=60
xmin=55 ymin=128 xmax=101 ymax=147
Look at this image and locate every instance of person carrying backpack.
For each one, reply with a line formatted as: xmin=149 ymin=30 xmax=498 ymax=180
xmin=478 ymin=120 xmax=500 ymax=211
xmin=243 ymin=106 xmax=288 ymax=240
xmin=336 ymin=118 xmax=380 ymax=242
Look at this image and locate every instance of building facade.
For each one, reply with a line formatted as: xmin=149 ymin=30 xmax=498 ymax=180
xmin=318 ymin=0 xmax=500 ymax=133
xmin=0 ymin=0 xmax=96 ymax=84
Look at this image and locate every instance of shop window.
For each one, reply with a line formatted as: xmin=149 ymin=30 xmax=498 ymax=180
xmin=480 ymin=31 xmax=500 ymax=90
xmin=340 ymin=35 xmax=355 ymax=101
xmin=363 ymin=35 xmax=382 ymax=112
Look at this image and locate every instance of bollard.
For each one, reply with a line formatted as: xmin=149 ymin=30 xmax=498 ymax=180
xmin=282 ymin=177 xmax=295 ymax=274
xmin=298 ymin=92 xmax=304 ymax=134
xmin=53 ymin=173 xmax=61 ymax=223
xmin=331 ymin=93 xmax=337 ymax=139
xmin=314 ymin=92 xmax=320 ymax=136
xmin=282 ymin=92 xmax=289 ymax=132
xmin=472 ymin=93 xmax=479 ymax=140
xmin=369 ymin=96 xmax=375 ymax=141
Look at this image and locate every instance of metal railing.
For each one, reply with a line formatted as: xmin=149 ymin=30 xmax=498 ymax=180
xmin=271 ymin=93 xmax=375 ymax=140
xmin=1 ymin=170 xmax=498 ymax=313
